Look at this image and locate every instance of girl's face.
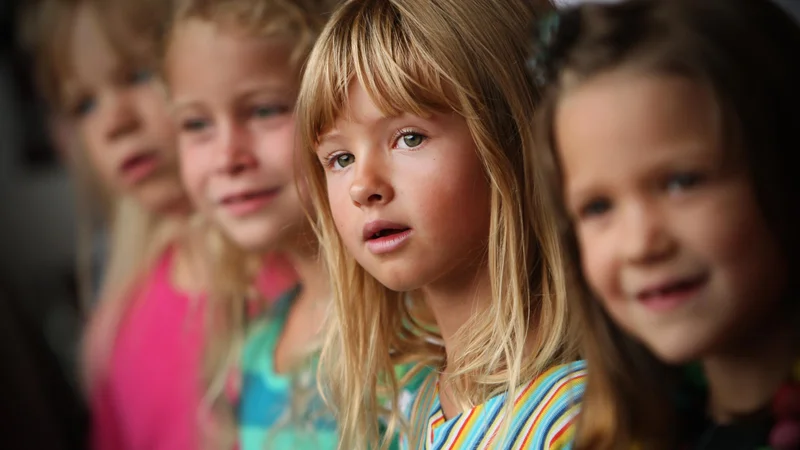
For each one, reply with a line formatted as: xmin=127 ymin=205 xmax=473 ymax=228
xmin=556 ymin=70 xmax=786 ymax=364
xmin=64 ymin=3 xmax=187 ymax=214
xmin=316 ymin=82 xmax=491 ymax=292
xmin=168 ymin=19 xmax=304 ymax=252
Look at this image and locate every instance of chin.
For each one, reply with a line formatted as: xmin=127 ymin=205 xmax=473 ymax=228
xmin=644 ymin=339 xmax=706 ymax=366
xmin=228 ymin=230 xmax=278 ymax=253
xmin=368 ymin=268 xmax=421 ymax=293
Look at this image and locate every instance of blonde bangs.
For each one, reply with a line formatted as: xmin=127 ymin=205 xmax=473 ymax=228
xmin=299 ymin=0 xmax=462 ymax=149
xmin=298 ymin=1 xmax=579 ymax=448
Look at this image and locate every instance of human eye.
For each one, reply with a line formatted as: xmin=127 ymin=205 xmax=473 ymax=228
xmin=251 ymin=103 xmax=290 ymax=120
xmin=577 ymin=197 xmax=612 ymax=221
xmin=323 ymin=152 xmax=355 ymax=170
xmin=664 ymin=171 xmax=706 ymax=195
xmin=70 ymin=94 xmax=97 ymax=118
xmin=128 ymin=68 xmax=154 ymax=85
xmin=179 ymin=116 xmax=210 ymax=133
xmin=393 ymin=129 xmax=427 ymax=150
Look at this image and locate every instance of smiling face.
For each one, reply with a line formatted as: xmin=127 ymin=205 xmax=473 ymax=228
xmin=556 ymin=70 xmax=786 ymax=364
xmin=63 ymin=3 xmax=187 ymax=214
xmin=315 ymin=81 xmax=491 ymax=292
xmin=168 ymin=19 xmax=305 ymax=252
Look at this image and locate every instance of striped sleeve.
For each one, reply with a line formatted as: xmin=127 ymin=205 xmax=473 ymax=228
xmin=527 ymin=361 xmax=587 ymax=450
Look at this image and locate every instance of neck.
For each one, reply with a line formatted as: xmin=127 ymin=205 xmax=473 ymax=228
xmin=703 ymin=310 xmax=798 ymax=423
xmin=421 ymin=260 xmax=492 ymax=368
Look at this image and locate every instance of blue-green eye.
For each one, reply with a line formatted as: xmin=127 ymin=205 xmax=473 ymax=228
xmin=395 ymin=132 xmax=425 ymax=149
xmin=579 ymin=198 xmax=611 ymax=220
xmin=129 ymin=69 xmax=153 ymax=85
xmin=181 ymin=118 xmax=209 ymax=132
xmin=252 ymin=105 xmax=289 ymax=120
xmin=665 ymin=172 xmax=704 ymax=193
xmin=333 ymin=153 xmax=355 ymax=169
xmin=73 ymin=96 xmax=97 ymax=118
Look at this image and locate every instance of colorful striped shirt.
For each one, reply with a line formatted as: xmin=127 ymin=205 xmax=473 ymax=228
xmin=400 ymin=361 xmax=586 ymax=450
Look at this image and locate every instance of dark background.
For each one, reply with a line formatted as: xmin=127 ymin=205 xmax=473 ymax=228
xmin=0 ymin=0 xmax=86 ymax=448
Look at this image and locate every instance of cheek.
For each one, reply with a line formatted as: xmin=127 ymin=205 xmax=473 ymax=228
xmin=255 ymin=124 xmax=298 ymax=174
xmin=578 ymin=229 xmax=617 ymax=302
xmin=326 ymin=176 xmax=352 ymax=232
xmin=178 ymin=149 xmax=212 ymax=207
xmin=81 ymin=136 xmax=117 ymax=187
xmin=690 ymin=189 xmax=785 ymax=296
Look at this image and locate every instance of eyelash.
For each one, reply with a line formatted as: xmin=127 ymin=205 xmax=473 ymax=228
xmin=180 ymin=118 xmax=209 ymax=133
xmin=578 ymin=198 xmax=612 ymax=220
xmin=320 ymin=127 xmax=429 ymax=170
xmin=70 ymin=96 xmax=96 ymax=118
xmin=392 ymin=128 xmax=428 ymax=149
xmin=322 ymin=151 xmax=348 ymax=170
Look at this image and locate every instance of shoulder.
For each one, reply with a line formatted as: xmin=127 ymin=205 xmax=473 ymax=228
xmin=514 ymin=361 xmax=587 ymax=450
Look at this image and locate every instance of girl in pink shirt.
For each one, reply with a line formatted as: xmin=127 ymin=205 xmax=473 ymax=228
xmin=25 ymin=1 xmax=296 ymax=448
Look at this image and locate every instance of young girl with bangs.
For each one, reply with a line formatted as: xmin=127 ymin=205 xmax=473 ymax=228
xmin=162 ymin=0 xmax=381 ymax=448
xmin=530 ymin=0 xmax=800 ymax=448
xmin=296 ymin=0 xmax=586 ymax=449
xmin=24 ymin=1 xmax=294 ymax=449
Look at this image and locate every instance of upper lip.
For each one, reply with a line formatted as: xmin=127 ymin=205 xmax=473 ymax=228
xmin=118 ymin=150 xmax=157 ymax=173
xmin=218 ymin=187 xmax=280 ymax=205
xmin=632 ymin=273 xmax=708 ymax=300
xmin=362 ymin=220 xmax=411 ymax=240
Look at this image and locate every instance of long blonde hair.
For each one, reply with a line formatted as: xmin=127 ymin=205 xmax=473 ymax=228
xmin=161 ymin=1 xmax=335 ymax=447
xmin=530 ymin=0 xmax=800 ymax=448
xmin=296 ymin=1 xmax=578 ymax=448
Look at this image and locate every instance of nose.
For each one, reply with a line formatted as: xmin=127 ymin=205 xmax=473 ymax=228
xmin=620 ymin=200 xmax=675 ymax=265
xmin=215 ymin=121 xmax=258 ymax=175
xmin=349 ymin=153 xmax=394 ymax=207
xmin=103 ymin=90 xmax=140 ymax=142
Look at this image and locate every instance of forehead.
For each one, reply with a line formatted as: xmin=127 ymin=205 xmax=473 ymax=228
xmin=556 ymin=70 xmax=720 ymax=183
xmin=168 ymin=19 xmax=298 ymax=97
xmin=65 ymin=6 xmax=121 ymax=93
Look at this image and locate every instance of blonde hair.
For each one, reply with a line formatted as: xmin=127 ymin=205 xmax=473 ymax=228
xmin=162 ymin=1 xmax=335 ymax=447
xmin=296 ymin=0 xmax=578 ymax=448
xmin=531 ymin=0 xmax=800 ymax=448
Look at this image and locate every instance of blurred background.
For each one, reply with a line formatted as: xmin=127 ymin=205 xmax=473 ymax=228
xmin=0 ymin=0 xmax=86 ymax=447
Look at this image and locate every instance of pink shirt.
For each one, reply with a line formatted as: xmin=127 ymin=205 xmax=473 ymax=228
xmin=90 ymin=250 xmax=296 ymax=450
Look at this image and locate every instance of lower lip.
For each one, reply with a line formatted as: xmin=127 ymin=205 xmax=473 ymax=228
xmin=638 ymin=277 xmax=708 ymax=312
xmin=222 ymin=190 xmax=280 ymax=217
xmin=365 ymin=229 xmax=412 ymax=255
xmin=121 ymin=155 xmax=159 ymax=185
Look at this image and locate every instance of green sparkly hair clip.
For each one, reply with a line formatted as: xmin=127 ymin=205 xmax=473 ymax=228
xmin=529 ymin=7 xmax=583 ymax=87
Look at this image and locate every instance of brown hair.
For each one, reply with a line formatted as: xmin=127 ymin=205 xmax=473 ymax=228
xmin=531 ymin=0 xmax=800 ymax=448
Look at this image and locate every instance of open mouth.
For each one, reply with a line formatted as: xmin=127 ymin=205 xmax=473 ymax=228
xmin=637 ymin=275 xmax=706 ymax=300
xmin=219 ymin=188 xmax=281 ymax=217
xmin=368 ymin=228 xmax=411 ymax=240
xmin=635 ymin=274 xmax=708 ymax=311
xmin=221 ymin=189 xmax=278 ymax=205
xmin=119 ymin=152 xmax=159 ymax=184
xmin=362 ymin=221 xmax=413 ymax=254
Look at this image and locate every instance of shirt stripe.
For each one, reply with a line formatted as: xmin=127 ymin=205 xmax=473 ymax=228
xmin=400 ymin=361 xmax=586 ymax=450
